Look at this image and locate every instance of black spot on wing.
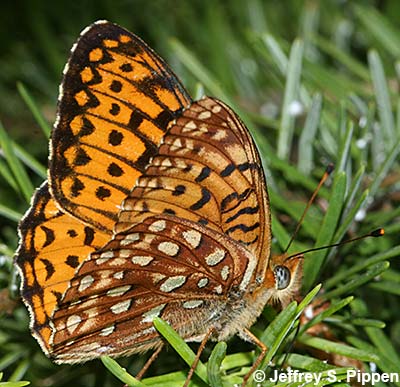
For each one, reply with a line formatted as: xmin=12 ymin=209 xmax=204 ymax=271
xmin=95 ymin=186 xmax=111 ymax=200
xmin=109 ymin=103 xmax=120 ymax=116
xmin=172 ymin=185 xmax=186 ymax=196
xmin=74 ymin=148 xmax=91 ymax=166
xmin=225 ymin=205 xmax=259 ymax=223
xmin=128 ymin=110 xmax=143 ymax=130
xmin=80 ymin=117 xmax=95 ymax=137
xmin=40 ymin=258 xmax=55 ymax=281
xmin=107 ymin=162 xmax=124 ymax=177
xmin=67 ymin=229 xmax=78 ymax=238
xmin=238 ymin=162 xmax=258 ymax=172
xmin=110 ymin=80 xmax=122 ymax=92
xmin=220 ymin=162 xmax=258 ymax=178
xmin=83 ymin=226 xmax=95 ymax=246
xmin=225 ymin=222 xmax=260 ymax=235
xmin=66 ymin=255 xmax=80 ymax=268
xmin=120 ymin=63 xmax=133 ymax=72
xmin=40 ymin=226 xmax=55 ymax=248
xmin=190 ymin=187 xmax=211 ymax=211
xmin=163 ymin=208 xmax=176 ymax=215
xmin=220 ymin=163 xmax=235 ymax=177
xmin=71 ymin=178 xmax=85 ymax=197
xmin=237 ymin=234 xmax=259 ymax=246
xmin=195 ymin=166 xmax=211 ymax=182
xmin=198 ymin=218 xmax=208 ymax=226
xmin=220 ymin=188 xmax=252 ymax=212
xmin=109 ymin=130 xmax=123 ymax=146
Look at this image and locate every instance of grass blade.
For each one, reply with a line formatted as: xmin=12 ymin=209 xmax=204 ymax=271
xmin=298 ymin=93 xmax=322 ymax=174
xmin=207 ymin=342 xmax=227 ymax=387
xmin=101 ymin=356 xmax=146 ymax=387
xmin=17 ymin=82 xmax=51 ymax=138
xmin=368 ymin=50 xmax=395 ymax=143
xmin=299 ymin=334 xmax=379 ymax=362
xmin=0 ymin=122 xmax=33 ymax=202
xmin=322 ymin=261 xmax=390 ymax=299
xmin=153 ymin=317 xmax=208 ymax=384
xmin=302 ymin=171 xmax=347 ymax=290
xmin=278 ymin=39 xmax=304 ymax=159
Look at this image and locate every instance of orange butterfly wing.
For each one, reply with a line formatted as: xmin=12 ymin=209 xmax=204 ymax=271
xmin=50 ymin=21 xmax=191 ymax=232
xmin=16 ymin=21 xmax=191 ymax=355
xmin=15 ymin=182 xmax=109 ymax=353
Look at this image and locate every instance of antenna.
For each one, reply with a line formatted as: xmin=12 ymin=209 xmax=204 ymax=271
xmin=284 ymin=228 xmax=384 ymax=262
xmin=284 ymin=163 xmax=334 ymax=253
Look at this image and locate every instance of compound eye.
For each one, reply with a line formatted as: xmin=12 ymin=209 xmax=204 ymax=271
xmin=274 ymin=265 xmax=291 ymax=290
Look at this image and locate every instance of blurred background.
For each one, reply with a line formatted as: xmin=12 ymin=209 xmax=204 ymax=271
xmin=0 ymin=0 xmax=399 ymax=386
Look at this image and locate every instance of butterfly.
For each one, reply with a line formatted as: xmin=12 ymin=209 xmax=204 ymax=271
xmin=15 ymin=20 xmax=303 ymax=386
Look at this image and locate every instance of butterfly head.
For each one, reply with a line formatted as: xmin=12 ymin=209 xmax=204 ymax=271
xmin=267 ymin=253 xmax=303 ymax=307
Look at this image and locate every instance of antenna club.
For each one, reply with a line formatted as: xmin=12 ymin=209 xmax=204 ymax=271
xmin=326 ymin=163 xmax=334 ymax=175
xmin=371 ymin=228 xmax=385 ymax=237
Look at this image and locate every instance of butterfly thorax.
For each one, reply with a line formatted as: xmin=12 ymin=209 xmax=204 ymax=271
xmin=186 ymin=252 xmax=303 ymax=343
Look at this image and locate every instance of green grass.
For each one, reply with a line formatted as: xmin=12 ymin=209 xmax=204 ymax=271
xmin=0 ymin=1 xmax=399 ymax=386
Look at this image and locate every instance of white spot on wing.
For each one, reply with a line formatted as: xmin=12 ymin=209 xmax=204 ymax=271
xmin=183 ymin=300 xmax=203 ymax=309
xmin=182 ymin=229 xmax=202 ymax=249
xmin=113 ymin=271 xmax=124 ymax=280
xmin=106 ymin=285 xmax=131 ymax=297
xmin=142 ymin=304 xmax=166 ymax=322
xmin=99 ymin=325 xmax=115 ymax=336
xmin=110 ymin=299 xmax=132 ymax=314
xmin=160 ymin=275 xmax=186 ymax=292
xmin=158 ymin=241 xmax=180 ymax=256
xmin=182 ymin=120 xmax=197 ymax=132
xmin=78 ymin=275 xmax=94 ymax=292
xmin=131 ymin=255 xmax=154 ymax=266
xmin=212 ymin=105 xmax=222 ymax=113
xmin=197 ymin=278 xmax=209 ymax=288
xmin=120 ymin=233 xmax=140 ymax=246
xmin=205 ymin=248 xmax=226 ymax=266
xmin=96 ymin=251 xmax=114 ymax=265
xmin=198 ymin=110 xmax=211 ymax=120
xmin=172 ymin=138 xmax=182 ymax=148
xmin=213 ymin=129 xmax=227 ymax=140
xmin=148 ymin=220 xmax=167 ymax=232
xmin=239 ymin=251 xmax=257 ymax=291
xmin=214 ymin=285 xmax=223 ymax=294
xmin=66 ymin=315 xmax=81 ymax=334
xmin=110 ymin=257 xmax=128 ymax=265
xmin=161 ymin=158 xmax=172 ymax=167
xmin=54 ymin=114 xmax=61 ymax=128
xmin=220 ymin=265 xmax=230 ymax=281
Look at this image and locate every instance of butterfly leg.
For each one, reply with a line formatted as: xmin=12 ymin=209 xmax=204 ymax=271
xmin=241 ymin=328 xmax=267 ymax=387
xmin=136 ymin=344 xmax=163 ymax=380
xmin=183 ymin=327 xmax=215 ymax=387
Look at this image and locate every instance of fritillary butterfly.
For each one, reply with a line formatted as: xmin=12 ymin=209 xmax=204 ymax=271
xmin=15 ymin=21 xmax=303 ymax=386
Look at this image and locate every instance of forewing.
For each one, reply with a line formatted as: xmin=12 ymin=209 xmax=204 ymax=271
xmin=49 ymin=215 xmax=254 ymax=363
xmin=15 ymin=182 xmax=109 ymax=353
xmin=50 ymin=21 xmax=192 ymax=232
